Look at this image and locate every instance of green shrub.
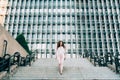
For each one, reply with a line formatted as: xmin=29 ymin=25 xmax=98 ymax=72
xmin=16 ymin=33 xmax=32 ymax=55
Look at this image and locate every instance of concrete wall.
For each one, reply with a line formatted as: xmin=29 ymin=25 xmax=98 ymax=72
xmin=0 ymin=25 xmax=28 ymax=57
xmin=0 ymin=0 xmax=8 ymax=26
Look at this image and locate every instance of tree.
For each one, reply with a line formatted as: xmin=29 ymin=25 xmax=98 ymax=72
xmin=16 ymin=33 xmax=32 ymax=55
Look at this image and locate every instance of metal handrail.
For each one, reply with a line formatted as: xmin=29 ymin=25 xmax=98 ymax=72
xmin=0 ymin=53 xmax=36 ymax=73
xmin=0 ymin=54 xmax=10 ymax=72
xmin=85 ymin=51 xmax=120 ymax=73
xmin=2 ymin=40 xmax=8 ymax=56
xmin=114 ymin=54 xmax=120 ymax=73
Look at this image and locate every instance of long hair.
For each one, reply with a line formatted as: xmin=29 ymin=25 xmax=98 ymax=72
xmin=57 ymin=41 xmax=65 ymax=49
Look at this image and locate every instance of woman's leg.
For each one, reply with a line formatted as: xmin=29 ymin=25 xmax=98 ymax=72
xmin=57 ymin=55 xmax=61 ymax=74
xmin=60 ymin=63 xmax=63 ymax=74
xmin=59 ymin=54 xmax=64 ymax=74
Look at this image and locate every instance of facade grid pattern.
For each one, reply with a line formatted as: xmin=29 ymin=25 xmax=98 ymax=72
xmin=4 ymin=0 xmax=120 ymax=57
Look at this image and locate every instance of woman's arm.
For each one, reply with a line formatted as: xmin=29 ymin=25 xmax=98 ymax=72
xmin=64 ymin=48 xmax=66 ymax=60
xmin=55 ymin=48 xmax=58 ymax=59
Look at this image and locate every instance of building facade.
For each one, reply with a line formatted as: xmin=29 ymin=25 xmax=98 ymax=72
xmin=0 ymin=25 xmax=28 ymax=57
xmin=4 ymin=0 xmax=120 ymax=57
xmin=0 ymin=0 xmax=8 ymax=26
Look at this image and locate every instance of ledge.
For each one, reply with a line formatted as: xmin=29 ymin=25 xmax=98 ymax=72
xmin=10 ymin=64 xmax=18 ymax=75
xmin=0 ymin=71 xmax=7 ymax=79
xmin=107 ymin=64 xmax=116 ymax=72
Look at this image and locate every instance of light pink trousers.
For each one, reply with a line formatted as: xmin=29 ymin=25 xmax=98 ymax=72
xmin=57 ymin=53 xmax=64 ymax=64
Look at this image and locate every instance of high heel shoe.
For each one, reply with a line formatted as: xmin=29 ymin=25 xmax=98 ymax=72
xmin=59 ymin=70 xmax=62 ymax=75
xmin=60 ymin=72 xmax=62 ymax=75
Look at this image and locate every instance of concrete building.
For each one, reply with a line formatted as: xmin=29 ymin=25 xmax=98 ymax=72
xmin=0 ymin=25 xmax=28 ymax=57
xmin=3 ymin=0 xmax=120 ymax=57
xmin=0 ymin=0 xmax=8 ymax=26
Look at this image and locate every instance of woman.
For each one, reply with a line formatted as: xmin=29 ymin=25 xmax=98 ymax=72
xmin=56 ymin=41 xmax=66 ymax=75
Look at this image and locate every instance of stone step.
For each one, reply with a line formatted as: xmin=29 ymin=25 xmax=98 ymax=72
xmin=9 ymin=67 xmax=120 ymax=80
xmin=32 ymin=58 xmax=94 ymax=67
xmin=14 ymin=67 xmax=106 ymax=73
xmin=12 ymin=67 xmax=116 ymax=75
xmin=7 ymin=58 xmax=120 ymax=80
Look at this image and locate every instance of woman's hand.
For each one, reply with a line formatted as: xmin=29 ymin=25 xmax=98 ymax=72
xmin=55 ymin=53 xmax=58 ymax=59
xmin=56 ymin=56 xmax=57 ymax=59
xmin=64 ymin=57 xmax=66 ymax=60
xmin=64 ymin=54 xmax=66 ymax=60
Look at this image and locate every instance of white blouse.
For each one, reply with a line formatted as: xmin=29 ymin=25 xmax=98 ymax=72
xmin=56 ymin=46 xmax=66 ymax=54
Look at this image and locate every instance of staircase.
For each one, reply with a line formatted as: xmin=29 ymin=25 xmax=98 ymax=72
xmin=7 ymin=58 xmax=120 ymax=80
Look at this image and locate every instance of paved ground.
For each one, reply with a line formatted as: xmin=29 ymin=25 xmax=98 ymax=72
xmin=7 ymin=58 xmax=120 ymax=80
